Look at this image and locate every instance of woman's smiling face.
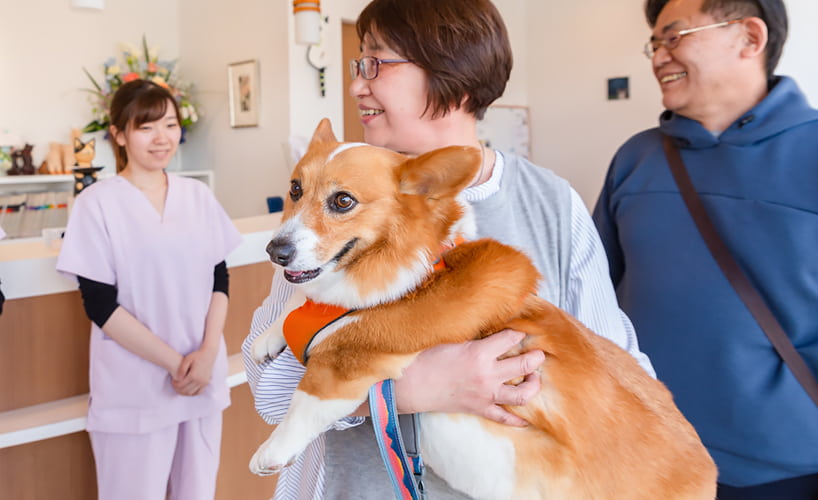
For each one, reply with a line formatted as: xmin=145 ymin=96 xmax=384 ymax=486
xmin=115 ymin=100 xmax=181 ymax=172
xmin=348 ymin=32 xmax=435 ymax=155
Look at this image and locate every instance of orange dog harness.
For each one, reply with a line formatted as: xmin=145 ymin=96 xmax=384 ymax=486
xmin=283 ymin=300 xmax=351 ymax=364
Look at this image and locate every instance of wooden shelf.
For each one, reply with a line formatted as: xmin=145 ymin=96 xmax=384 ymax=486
xmin=0 ymin=169 xmax=214 ymax=193
xmin=0 ymin=354 xmax=248 ymax=449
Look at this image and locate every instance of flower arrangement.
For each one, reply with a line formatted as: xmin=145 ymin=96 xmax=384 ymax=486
xmin=82 ymin=35 xmax=200 ymax=136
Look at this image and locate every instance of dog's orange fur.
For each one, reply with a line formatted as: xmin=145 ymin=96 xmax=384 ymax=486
xmin=251 ymin=119 xmax=717 ymax=499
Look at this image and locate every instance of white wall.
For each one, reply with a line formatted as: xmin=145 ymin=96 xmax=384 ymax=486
xmin=287 ymin=0 xmax=368 ymax=142
xmin=778 ymin=1 xmax=818 ymax=106
xmin=178 ymin=0 xmax=290 ymax=217
xmin=526 ymin=0 xmax=663 ymax=209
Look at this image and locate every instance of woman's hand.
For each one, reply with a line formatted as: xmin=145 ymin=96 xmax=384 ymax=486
xmin=172 ymin=347 xmax=217 ymax=396
xmin=395 ymin=329 xmax=545 ymax=427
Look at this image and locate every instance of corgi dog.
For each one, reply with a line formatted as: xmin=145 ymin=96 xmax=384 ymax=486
xmin=249 ymin=119 xmax=717 ymax=499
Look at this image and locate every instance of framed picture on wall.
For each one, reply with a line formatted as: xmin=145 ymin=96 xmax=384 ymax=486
xmin=228 ymin=60 xmax=260 ymax=128
xmin=607 ymin=77 xmax=630 ymax=100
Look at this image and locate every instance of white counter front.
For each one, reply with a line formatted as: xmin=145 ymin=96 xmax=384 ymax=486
xmin=0 ymin=213 xmax=281 ymax=300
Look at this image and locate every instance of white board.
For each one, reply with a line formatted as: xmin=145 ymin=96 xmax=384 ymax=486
xmin=477 ymin=105 xmax=530 ymax=159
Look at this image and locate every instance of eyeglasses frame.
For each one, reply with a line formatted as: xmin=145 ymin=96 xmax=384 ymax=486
xmin=349 ymin=56 xmax=412 ymax=80
xmin=644 ymin=19 xmax=744 ymax=58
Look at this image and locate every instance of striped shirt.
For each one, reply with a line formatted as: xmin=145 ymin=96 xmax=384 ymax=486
xmin=240 ymin=151 xmax=654 ymax=500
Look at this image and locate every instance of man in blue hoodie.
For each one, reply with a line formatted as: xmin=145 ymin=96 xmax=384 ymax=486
xmin=593 ymin=0 xmax=818 ymax=498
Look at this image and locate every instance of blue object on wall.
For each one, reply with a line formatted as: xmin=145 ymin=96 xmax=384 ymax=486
xmin=267 ymin=196 xmax=284 ymax=213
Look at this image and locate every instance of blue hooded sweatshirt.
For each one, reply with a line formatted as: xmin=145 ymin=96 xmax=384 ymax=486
xmin=593 ymin=76 xmax=818 ymax=486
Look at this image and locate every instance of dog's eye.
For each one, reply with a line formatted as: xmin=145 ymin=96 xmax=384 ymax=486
xmin=330 ymin=192 xmax=357 ymax=212
xmin=289 ymin=180 xmax=302 ymax=202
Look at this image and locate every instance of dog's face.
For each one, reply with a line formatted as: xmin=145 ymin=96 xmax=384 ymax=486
xmin=267 ymin=119 xmax=481 ymax=309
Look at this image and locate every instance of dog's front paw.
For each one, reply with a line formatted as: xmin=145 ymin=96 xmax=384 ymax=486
xmin=249 ymin=440 xmax=296 ymax=476
xmin=251 ymin=327 xmax=286 ymax=364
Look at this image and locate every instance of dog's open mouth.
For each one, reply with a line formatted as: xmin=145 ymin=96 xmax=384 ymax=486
xmin=283 ymin=268 xmax=322 ymax=284
xmin=281 ymin=239 xmax=358 ymax=285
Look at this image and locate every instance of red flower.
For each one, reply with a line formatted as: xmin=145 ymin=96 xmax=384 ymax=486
xmin=123 ymin=72 xmax=140 ymax=82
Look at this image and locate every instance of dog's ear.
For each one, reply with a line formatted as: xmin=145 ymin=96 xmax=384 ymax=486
xmin=399 ymin=146 xmax=481 ymax=199
xmin=311 ymin=118 xmax=338 ymax=144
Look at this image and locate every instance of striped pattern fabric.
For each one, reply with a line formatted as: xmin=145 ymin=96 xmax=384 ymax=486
xmin=240 ymin=151 xmax=654 ymax=500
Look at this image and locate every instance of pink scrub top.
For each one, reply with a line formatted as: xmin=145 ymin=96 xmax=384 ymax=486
xmin=57 ymin=174 xmax=242 ymax=434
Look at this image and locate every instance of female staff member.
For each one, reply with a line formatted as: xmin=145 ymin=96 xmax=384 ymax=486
xmin=58 ymin=80 xmax=242 ymax=500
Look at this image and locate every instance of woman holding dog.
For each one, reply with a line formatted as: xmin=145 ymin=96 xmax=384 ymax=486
xmin=242 ymin=0 xmax=655 ymax=498
xmin=57 ymin=79 xmax=242 ymax=500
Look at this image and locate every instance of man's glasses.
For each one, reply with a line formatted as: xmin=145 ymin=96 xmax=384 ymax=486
xmin=349 ymin=56 xmax=412 ymax=80
xmin=644 ymin=19 xmax=743 ymax=58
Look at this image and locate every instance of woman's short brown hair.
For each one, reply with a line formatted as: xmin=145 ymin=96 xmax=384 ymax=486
xmin=356 ymin=0 xmax=512 ymax=120
xmin=109 ymin=79 xmax=181 ymax=172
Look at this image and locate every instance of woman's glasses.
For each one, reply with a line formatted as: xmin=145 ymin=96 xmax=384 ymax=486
xmin=349 ymin=56 xmax=412 ymax=80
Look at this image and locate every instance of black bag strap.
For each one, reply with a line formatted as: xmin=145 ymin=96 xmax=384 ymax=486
xmin=662 ymin=135 xmax=818 ymax=408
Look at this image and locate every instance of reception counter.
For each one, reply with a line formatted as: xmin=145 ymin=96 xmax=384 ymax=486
xmin=0 ymin=213 xmax=282 ymax=499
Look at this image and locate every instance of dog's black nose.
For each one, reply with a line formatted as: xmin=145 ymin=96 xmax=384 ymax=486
xmin=267 ymin=238 xmax=296 ymax=266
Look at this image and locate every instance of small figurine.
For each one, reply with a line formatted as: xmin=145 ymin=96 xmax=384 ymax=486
xmin=71 ymin=129 xmax=102 ymax=195
xmin=73 ymin=137 xmax=96 ymax=168
xmin=8 ymin=150 xmax=22 ymax=175
xmin=72 ymin=166 xmax=104 ymax=195
xmin=8 ymin=144 xmax=35 ymax=175
xmin=40 ymin=142 xmax=72 ymax=175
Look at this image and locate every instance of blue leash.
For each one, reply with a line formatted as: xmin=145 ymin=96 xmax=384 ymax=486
xmin=369 ymin=380 xmax=426 ymax=500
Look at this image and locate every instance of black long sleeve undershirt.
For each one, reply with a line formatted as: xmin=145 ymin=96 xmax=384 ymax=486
xmin=77 ymin=276 xmax=119 ymax=328
xmin=77 ymin=261 xmax=229 ymax=328
xmin=213 ymin=261 xmax=229 ymax=296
